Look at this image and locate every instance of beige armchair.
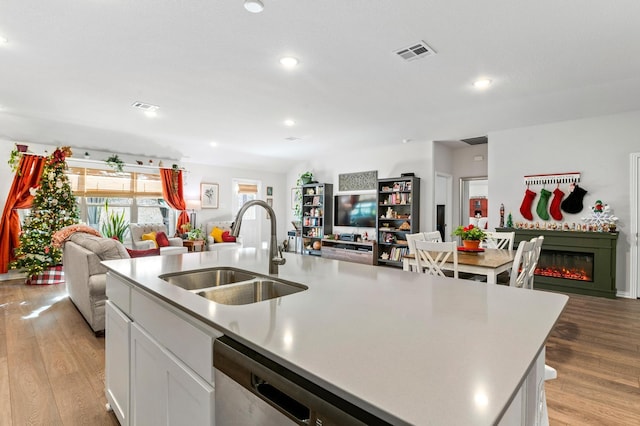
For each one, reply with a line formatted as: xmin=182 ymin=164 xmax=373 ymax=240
xmin=129 ymin=223 xmax=187 ymax=255
xmin=63 ymin=233 xmax=130 ymax=334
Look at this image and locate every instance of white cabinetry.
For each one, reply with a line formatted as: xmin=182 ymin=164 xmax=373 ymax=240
xmin=105 ymin=300 xmax=131 ymax=425
xmin=498 ymin=347 xmax=547 ymax=426
xmin=131 ymin=323 xmax=214 ymax=426
xmin=105 ymin=272 xmax=221 ymax=426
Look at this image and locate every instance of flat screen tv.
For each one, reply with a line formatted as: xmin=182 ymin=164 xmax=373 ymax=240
xmin=334 ymin=194 xmax=377 ymax=227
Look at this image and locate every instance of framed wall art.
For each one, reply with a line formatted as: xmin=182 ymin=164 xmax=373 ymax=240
xmin=201 ymin=183 xmax=219 ymax=209
xmin=266 ymin=197 xmax=273 ymax=219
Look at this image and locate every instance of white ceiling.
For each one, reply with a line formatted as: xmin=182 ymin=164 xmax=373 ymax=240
xmin=2 ymin=1 xmax=640 ymax=171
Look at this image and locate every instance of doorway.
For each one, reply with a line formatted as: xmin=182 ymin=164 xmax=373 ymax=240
xmin=459 ymin=177 xmax=489 ymax=229
xmin=435 ymin=173 xmax=452 ymax=241
xmin=232 ymin=178 xmax=262 ymax=248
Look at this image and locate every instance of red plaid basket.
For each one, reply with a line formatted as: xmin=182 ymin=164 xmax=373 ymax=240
xmin=26 ymin=265 xmax=65 ymax=285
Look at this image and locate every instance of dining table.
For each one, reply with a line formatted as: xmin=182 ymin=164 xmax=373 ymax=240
xmin=403 ymin=248 xmax=515 ymax=284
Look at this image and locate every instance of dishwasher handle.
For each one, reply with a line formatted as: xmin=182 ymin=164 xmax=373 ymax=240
xmin=252 ymin=374 xmax=311 ymax=425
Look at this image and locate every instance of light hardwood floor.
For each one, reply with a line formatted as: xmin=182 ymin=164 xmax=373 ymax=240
xmin=0 ymin=280 xmax=638 ymax=425
xmin=0 ymin=280 xmax=118 ymax=425
xmin=545 ymin=292 xmax=640 ymax=425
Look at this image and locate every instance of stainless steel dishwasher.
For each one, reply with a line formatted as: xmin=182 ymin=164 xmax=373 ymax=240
xmin=214 ymin=336 xmax=389 ymax=425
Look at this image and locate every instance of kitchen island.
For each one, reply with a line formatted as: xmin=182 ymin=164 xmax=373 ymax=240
xmin=102 ymin=248 xmax=567 ymax=425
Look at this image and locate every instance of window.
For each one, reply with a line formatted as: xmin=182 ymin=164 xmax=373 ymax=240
xmin=234 ymin=181 xmax=259 ymax=220
xmin=65 ymin=164 xmax=176 ymax=244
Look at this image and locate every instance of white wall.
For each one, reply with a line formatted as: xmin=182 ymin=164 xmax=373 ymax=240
xmin=285 ymin=141 xmax=489 ymax=241
xmin=488 ymin=110 xmax=640 ymax=296
xmin=181 ymin=162 xmax=287 ymax=246
xmin=287 ymin=141 xmax=436 ymax=235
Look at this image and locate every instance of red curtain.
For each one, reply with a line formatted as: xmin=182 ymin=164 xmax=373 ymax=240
xmin=0 ymin=154 xmax=46 ymax=273
xmin=160 ymin=168 xmax=189 ymax=234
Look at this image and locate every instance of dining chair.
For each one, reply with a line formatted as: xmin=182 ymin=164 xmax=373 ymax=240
xmin=509 ymin=240 xmax=536 ymax=288
xmin=481 ymin=231 xmax=515 ymax=251
xmin=406 ymin=232 xmax=424 ymax=254
xmin=423 ymin=231 xmax=443 ymax=242
xmin=514 ymin=236 xmax=553 ymax=426
xmin=414 ymin=240 xmax=458 ymax=278
xmin=406 ymin=232 xmax=443 ymax=272
xmin=527 ymin=236 xmax=544 ymax=289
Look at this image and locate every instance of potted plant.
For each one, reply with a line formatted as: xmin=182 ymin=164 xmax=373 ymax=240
xmin=8 ymin=147 xmax=23 ymax=174
xmin=105 ymin=154 xmax=125 ymax=173
xmin=187 ymin=227 xmax=204 ymax=241
xmin=297 ymin=171 xmax=313 ymax=186
xmin=180 ymin=223 xmax=192 ymax=239
xmin=452 ymin=224 xmax=486 ymax=249
xmin=101 ymin=201 xmax=129 ymax=242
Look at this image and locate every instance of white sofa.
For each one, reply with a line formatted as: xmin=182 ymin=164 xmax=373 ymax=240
xmin=129 ymin=223 xmax=188 ymax=255
xmin=205 ymin=221 xmax=243 ymax=251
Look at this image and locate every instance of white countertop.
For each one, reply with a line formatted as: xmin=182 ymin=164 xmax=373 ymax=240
xmin=103 ymin=248 xmax=568 ymax=425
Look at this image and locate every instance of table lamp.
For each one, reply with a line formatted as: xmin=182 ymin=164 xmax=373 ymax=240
xmin=185 ymin=199 xmax=201 ymax=228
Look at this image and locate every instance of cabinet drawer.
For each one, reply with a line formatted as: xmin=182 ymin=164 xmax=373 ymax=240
xmin=106 ymin=273 xmax=131 ymax=316
xmin=131 ymin=289 xmax=221 ymax=383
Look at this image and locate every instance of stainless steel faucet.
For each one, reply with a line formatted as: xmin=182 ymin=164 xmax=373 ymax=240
xmin=231 ymin=200 xmax=286 ymax=274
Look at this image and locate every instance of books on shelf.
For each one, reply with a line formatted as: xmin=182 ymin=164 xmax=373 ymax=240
xmin=382 ymin=192 xmax=410 ymax=205
xmin=390 ymin=181 xmax=412 ymax=192
xmin=380 ymin=246 xmax=408 ymax=262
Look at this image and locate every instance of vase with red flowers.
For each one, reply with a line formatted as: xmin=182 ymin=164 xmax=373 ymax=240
xmin=452 ymin=224 xmax=486 ymax=249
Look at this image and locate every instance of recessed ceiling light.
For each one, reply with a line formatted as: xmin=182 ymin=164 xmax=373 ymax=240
xmin=284 ymin=119 xmax=295 ymax=127
xmin=279 ymin=57 xmax=298 ymax=68
xmin=473 ymin=79 xmax=492 ymax=89
xmin=244 ymin=0 xmax=264 ymax=13
xmin=132 ymin=101 xmax=160 ymax=117
xmin=209 ymin=141 xmax=218 ymax=147
xmin=0 ymin=36 xmax=8 ymax=45
xmin=402 ymin=138 xmax=411 ymax=144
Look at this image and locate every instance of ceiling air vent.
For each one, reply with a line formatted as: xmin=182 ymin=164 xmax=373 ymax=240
xmin=131 ymin=101 xmax=159 ymax=112
xmin=394 ymin=40 xmax=437 ymax=62
xmin=461 ymin=136 xmax=488 ymax=145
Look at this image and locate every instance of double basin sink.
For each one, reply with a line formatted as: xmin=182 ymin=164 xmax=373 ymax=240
xmin=160 ymin=267 xmax=307 ymax=305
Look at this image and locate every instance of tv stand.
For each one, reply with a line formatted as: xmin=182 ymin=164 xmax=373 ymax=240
xmin=321 ymin=239 xmax=378 ymax=265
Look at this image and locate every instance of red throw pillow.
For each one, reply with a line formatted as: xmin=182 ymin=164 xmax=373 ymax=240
xmin=126 ymin=248 xmax=160 ymax=258
xmin=155 ymin=231 xmax=170 ymax=247
xmin=221 ymin=231 xmax=236 ymax=243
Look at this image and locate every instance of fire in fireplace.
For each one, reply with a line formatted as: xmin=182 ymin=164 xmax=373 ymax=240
xmin=534 ymin=249 xmax=594 ymax=282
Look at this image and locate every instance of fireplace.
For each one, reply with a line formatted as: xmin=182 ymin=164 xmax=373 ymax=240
xmin=497 ymin=228 xmax=618 ymax=298
xmin=535 ymin=250 xmax=593 ymax=282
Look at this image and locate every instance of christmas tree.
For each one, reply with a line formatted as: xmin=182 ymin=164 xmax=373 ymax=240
xmin=11 ymin=147 xmax=79 ymax=276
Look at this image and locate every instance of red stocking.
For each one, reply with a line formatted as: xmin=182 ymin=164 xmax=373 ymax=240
xmin=550 ymin=188 xmax=564 ymax=221
xmin=520 ymin=188 xmax=536 ymax=221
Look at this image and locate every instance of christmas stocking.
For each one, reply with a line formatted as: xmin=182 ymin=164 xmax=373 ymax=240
xmin=549 ymin=187 xmax=565 ymax=220
xmin=561 ymin=184 xmax=588 ymax=214
xmin=519 ymin=188 xmax=537 ymax=221
xmin=536 ymin=188 xmax=551 ymax=220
